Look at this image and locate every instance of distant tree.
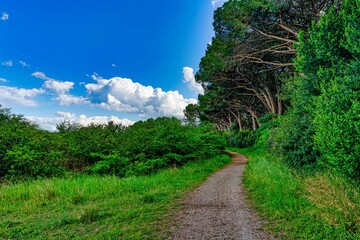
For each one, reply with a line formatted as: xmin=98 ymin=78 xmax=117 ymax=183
xmin=184 ymin=103 xmax=200 ymax=126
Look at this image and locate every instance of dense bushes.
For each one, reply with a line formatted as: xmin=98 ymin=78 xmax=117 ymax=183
xmin=56 ymin=121 xmax=126 ymax=170
xmin=0 ymin=107 xmax=64 ymax=179
xmin=225 ymin=129 xmax=258 ymax=148
xmin=314 ymin=71 xmax=360 ymax=178
xmin=274 ymin=88 xmax=319 ymax=168
xmin=84 ymin=117 xmax=225 ymax=176
xmin=0 ymin=107 xmax=225 ymax=181
xmin=275 ymin=0 xmax=360 ymax=179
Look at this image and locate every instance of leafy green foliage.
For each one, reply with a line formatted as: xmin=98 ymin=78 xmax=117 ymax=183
xmin=314 ymin=67 xmax=360 ymax=179
xmin=225 ymin=129 xmax=258 ymax=148
xmin=87 ymin=154 xmax=131 ymax=176
xmin=274 ymin=76 xmax=320 ymax=167
xmin=0 ymin=106 xmax=225 ymax=180
xmin=56 ymin=121 xmax=126 ymax=170
xmin=276 ymin=0 xmax=360 ymax=179
xmin=310 ymin=1 xmax=360 ymax=179
xmin=0 ymin=106 xmax=64 ymax=180
xmin=102 ymin=117 xmax=226 ymax=176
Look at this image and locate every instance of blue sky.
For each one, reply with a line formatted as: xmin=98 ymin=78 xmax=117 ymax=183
xmin=0 ymin=0 xmax=227 ymax=130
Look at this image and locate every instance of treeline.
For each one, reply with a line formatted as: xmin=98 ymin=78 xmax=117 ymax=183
xmin=187 ymin=0 xmax=359 ymax=179
xmin=0 ymin=106 xmax=225 ymax=181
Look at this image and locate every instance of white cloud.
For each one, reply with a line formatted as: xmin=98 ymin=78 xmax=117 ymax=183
xmin=43 ymin=79 xmax=74 ymax=94
xmin=32 ymin=71 xmax=89 ymax=106
xmin=85 ymin=75 xmax=197 ymax=118
xmin=76 ymin=114 xmax=134 ymax=127
xmin=19 ymin=60 xmax=30 ymax=67
xmin=90 ymin=72 xmax=103 ymax=81
xmin=111 ymin=63 xmax=117 ymax=68
xmin=27 ymin=112 xmax=135 ymax=132
xmin=0 ymin=77 xmax=8 ymax=82
xmin=183 ymin=67 xmax=204 ymax=95
xmin=0 ymin=86 xmax=45 ymax=107
xmin=33 ymin=71 xmax=74 ymax=94
xmin=32 ymin=71 xmax=54 ymax=82
xmin=2 ymin=60 xmax=13 ymax=67
xmin=56 ymin=111 xmax=77 ymax=120
xmin=55 ymin=94 xmax=90 ymax=106
xmin=1 ymin=12 xmax=9 ymax=21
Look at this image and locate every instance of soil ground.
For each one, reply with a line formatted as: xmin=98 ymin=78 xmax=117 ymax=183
xmin=168 ymin=151 xmax=275 ymax=240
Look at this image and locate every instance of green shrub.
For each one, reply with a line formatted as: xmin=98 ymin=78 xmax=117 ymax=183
xmin=91 ymin=118 xmax=226 ymax=176
xmin=87 ymin=154 xmax=131 ymax=177
xmin=58 ymin=117 xmax=225 ymax=177
xmin=235 ymin=130 xmax=257 ymax=148
xmin=56 ymin=122 xmax=125 ymax=171
xmin=278 ymin=1 xmax=360 ymax=179
xmin=314 ymin=72 xmax=360 ymax=179
xmin=1 ymin=105 xmax=226 ymax=180
xmin=225 ymin=128 xmax=258 ymax=148
xmin=274 ymin=110 xmax=319 ymax=168
xmin=0 ymin=106 xmax=64 ymax=180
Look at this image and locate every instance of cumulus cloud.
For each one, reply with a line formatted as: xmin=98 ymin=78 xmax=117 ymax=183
xmin=85 ymin=74 xmax=197 ymax=118
xmin=32 ymin=71 xmax=74 ymax=94
xmin=32 ymin=71 xmax=89 ymax=105
xmin=27 ymin=112 xmax=135 ymax=132
xmin=2 ymin=60 xmax=13 ymax=67
xmin=111 ymin=63 xmax=117 ymax=68
xmin=183 ymin=67 xmax=204 ymax=95
xmin=6 ymin=70 xmax=198 ymax=121
xmin=56 ymin=111 xmax=77 ymax=120
xmin=43 ymin=79 xmax=74 ymax=94
xmin=55 ymin=94 xmax=89 ymax=106
xmin=1 ymin=12 xmax=9 ymax=21
xmin=0 ymin=77 xmax=7 ymax=82
xmin=0 ymin=86 xmax=45 ymax=107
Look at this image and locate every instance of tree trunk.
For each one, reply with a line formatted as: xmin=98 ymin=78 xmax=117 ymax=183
xmin=252 ymin=116 xmax=257 ymax=130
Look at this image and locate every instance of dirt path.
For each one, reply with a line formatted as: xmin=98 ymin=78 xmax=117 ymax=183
xmin=168 ymin=151 xmax=274 ymax=240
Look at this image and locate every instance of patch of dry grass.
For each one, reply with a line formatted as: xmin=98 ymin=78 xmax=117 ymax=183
xmin=304 ymin=174 xmax=360 ymax=232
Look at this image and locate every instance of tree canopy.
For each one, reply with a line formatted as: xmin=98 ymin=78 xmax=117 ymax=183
xmin=186 ymin=0 xmax=341 ymax=130
xmin=187 ymin=0 xmax=360 ymax=180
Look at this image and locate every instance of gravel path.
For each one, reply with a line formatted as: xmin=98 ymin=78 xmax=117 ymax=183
xmin=168 ymin=151 xmax=274 ymax=240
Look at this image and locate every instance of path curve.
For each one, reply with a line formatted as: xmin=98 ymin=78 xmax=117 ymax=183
xmin=168 ymin=151 xmax=274 ymax=240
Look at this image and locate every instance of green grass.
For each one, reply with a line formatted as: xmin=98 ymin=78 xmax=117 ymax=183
xmin=232 ymin=145 xmax=360 ymax=239
xmin=0 ymin=154 xmax=230 ymax=239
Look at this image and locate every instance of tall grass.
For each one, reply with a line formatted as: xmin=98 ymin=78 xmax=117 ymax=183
xmin=236 ymin=146 xmax=360 ymax=239
xmin=0 ymin=155 xmax=230 ymax=239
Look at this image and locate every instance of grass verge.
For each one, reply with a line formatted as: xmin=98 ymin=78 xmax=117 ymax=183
xmin=231 ymin=146 xmax=360 ymax=239
xmin=0 ymin=154 xmax=230 ymax=240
